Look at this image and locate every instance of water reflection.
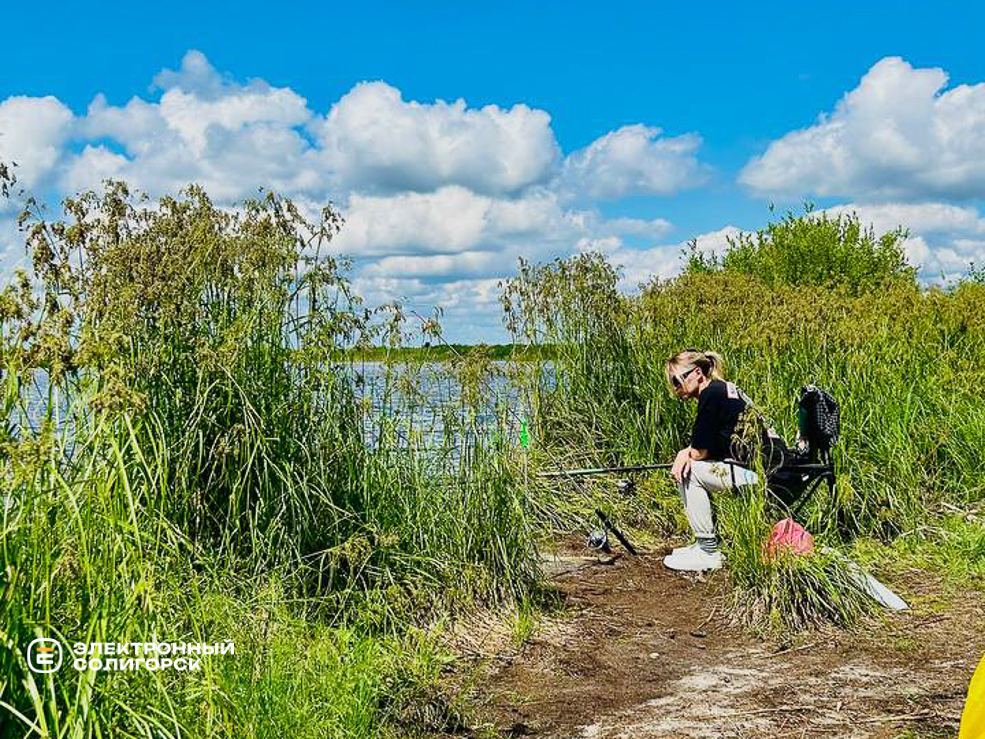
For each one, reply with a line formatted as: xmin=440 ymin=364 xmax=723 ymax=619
xmin=13 ymin=361 xmax=555 ymax=461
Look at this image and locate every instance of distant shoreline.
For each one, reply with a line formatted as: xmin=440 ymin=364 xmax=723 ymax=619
xmin=343 ymin=343 xmax=555 ymax=361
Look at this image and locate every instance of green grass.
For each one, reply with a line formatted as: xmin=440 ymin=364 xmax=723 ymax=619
xmin=0 ymin=408 xmax=469 ymax=738
xmin=501 ymin=208 xmax=985 ymax=632
xmin=0 ymin=179 xmax=537 ymax=737
xmin=4 ymin=170 xmax=985 ymax=736
xmin=852 ymin=509 xmax=985 ymax=598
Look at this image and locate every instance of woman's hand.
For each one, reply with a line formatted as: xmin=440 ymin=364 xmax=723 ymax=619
xmin=671 ymin=447 xmax=693 ymax=484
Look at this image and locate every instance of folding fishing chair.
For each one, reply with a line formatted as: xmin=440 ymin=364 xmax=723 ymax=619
xmin=725 ymin=385 xmax=839 ymax=518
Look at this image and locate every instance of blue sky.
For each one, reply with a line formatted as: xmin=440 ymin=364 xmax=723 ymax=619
xmin=2 ymin=1 xmax=984 ymax=341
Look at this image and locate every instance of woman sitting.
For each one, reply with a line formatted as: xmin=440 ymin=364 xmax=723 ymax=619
xmin=664 ymin=349 xmax=770 ymax=572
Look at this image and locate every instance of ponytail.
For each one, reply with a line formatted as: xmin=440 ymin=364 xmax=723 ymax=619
xmin=703 ymin=351 xmax=724 ymax=381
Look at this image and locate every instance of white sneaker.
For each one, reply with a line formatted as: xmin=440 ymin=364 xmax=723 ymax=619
xmin=671 ymin=541 xmax=700 ymax=556
xmin=663 ymin=547 xmax=723 ymax=571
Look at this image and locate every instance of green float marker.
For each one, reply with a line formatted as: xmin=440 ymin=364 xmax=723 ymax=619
xmin=520 ymin=418 xmax=529 ymax=449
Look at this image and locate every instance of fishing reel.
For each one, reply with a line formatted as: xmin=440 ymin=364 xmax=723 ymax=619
xmin=587 ymin=529 xmax=611 ymax=553
xmin=615 ymin=478 xmax=635 ymax=495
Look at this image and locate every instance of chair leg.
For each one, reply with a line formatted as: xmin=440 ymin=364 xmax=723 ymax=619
xmin=790 ymin=476 xmax=823 ymax=519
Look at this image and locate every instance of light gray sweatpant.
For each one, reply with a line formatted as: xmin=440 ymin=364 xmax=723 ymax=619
xmin=679 ymin=461 xmax=759 ymax=539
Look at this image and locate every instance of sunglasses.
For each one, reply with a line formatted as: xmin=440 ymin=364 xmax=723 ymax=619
xmin=672 ymin=366 xmax=698 ymax=388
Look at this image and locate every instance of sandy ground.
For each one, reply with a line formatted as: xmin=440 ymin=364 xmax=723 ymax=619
xmin=441 ymin=541 xmax=985 ymax=739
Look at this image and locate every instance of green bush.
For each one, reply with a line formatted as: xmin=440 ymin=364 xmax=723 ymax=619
xmin=684 ymin=206 xmax=917 ymax=294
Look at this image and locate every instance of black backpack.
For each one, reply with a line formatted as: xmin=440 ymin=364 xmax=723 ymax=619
xmin=796 ymin=384 xmax=840 ymax=461
xmin=765 ymin=385 xmax=839 ymax=509
xmin=728 ymin=383 xmax=840 ymax=476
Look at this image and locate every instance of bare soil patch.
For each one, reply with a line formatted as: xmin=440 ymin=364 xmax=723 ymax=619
xmin=444 ymin=539 xmax=985 ymax=739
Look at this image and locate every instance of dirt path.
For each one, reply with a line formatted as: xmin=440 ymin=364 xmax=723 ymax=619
xmin=448 ymin=544 xmax=985 ymax=739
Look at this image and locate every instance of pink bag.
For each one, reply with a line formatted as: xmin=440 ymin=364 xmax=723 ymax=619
xmin=766 ymin=517 xmax=813 ymax=558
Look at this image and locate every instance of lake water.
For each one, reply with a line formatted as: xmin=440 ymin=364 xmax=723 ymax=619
xmin=11 ymin=361 xmax=550 ymax=459
xmin=349 ymin=361 xmax=541 ymax=453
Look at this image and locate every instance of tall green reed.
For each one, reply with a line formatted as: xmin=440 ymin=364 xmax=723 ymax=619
xmin=502 ymin=207 xmax=985 ymax=628
xmin=1 ymin=171 xmax=538 ymax=737
xmin=503 ymin=213 xmax=985 ymax=538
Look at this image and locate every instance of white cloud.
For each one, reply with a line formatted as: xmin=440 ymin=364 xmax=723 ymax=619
xmin=823 ymin=202 xmax=985 ymax=237
xmin=740 ymin=57 xmax=985 ymax=201
xmin=151 ymin=49 xmax=235 ymax=97
xmin=605 ymin=216 xmax=674 ymax=239
xmin=333 ymin=185 xmax=608 ymax=258
xmin=77 ymin=95 xmax=167 ymax=151
xmin=352 ymin=275 xmax=507 ymax=342
xmin=80 ymin=53 xmax=311 ymax=158
xmin=26 ymin=52 xmax=705 ymax=215
xmin=312 ymin=81 xmax=560 ymax=196
xmin=59 ymin=145 xmax=129 ymax=195
xmin=0 ymin=214 xmax=25 ymax=272
xmin=155 ymin=86 xmax=310 ymax=157
xmin=331 ymin=185 xmax=678 ymax=287
xmin=555 ymin=124 xmax=708 ymax=201
xmin=361 ymin=251 xmax=500 ymax=278
xmin=0 ymin=96 xmax=74 ymax=191
xmin=62 ymin=52 xmax=320 ymax=200
xmin=575 ymin=235 xmax=624 ymax=254
xmin=333 ymin=186 xmax=495 ymax=255
xmin=556 ymin=225 xmax=746 ymax=292
xmin=0 ymin=50 xmax=723 ymax=340
xmin=3 ymin=51 xmax=702 ymax=235
xmin=608 ymin=226 xmax=744 ymax=289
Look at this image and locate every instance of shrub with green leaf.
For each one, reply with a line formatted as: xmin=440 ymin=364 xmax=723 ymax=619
xmin=683 ymin=206 xmax=917 ymax=294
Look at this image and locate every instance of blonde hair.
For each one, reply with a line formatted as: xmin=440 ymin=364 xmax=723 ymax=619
xmin=665 ymin=349 xmax=725 ymax=388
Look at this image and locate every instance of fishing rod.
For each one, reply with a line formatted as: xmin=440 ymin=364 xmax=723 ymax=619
xmin=536 ymin=463 xmax=672 ymax=478
xmin=596 ymin=509 xmax=639 ymax=556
